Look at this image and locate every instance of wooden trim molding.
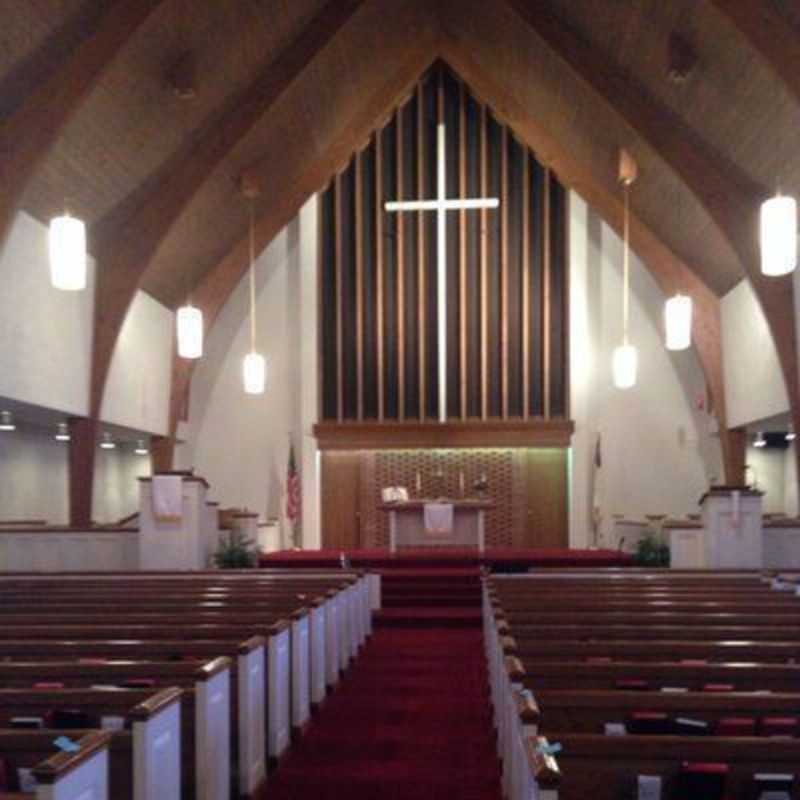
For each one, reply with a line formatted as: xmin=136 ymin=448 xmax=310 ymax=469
xmin=313 ymin=418 xmax=574 ymax=449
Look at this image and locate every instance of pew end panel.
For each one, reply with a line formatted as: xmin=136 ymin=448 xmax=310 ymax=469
xmin=288 ymin=613 xmax=311 ymax=733
xmin=236 ymin=638 xmax=266 ymax=799
xmin=267 ymin=625 xmax=291 ymax=761
xmin=4 ymin=731 xmax=113 ymax=800
xmin=194 ymin=659 xmax=231 ymax=800
xmin=131 ymin=688 xmax=182 ymax=800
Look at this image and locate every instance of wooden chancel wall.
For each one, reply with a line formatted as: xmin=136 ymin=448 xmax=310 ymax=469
xmin=320 ymin=448 xmax=568 ymax=550
xmin=318 ymin=62 xmax=569 ymax=424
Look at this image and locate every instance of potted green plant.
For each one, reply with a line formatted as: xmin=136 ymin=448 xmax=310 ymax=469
xmin=634 ymin=531 xmax=670 ymax=568
xmin=212 ymin=529 xmax=258 ymax=569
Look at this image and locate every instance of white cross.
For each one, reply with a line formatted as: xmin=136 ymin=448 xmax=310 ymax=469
xmin=385 ymin=123 xmax=499 ymax=422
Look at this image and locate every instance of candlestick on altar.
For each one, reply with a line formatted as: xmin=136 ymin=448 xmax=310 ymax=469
xmin=459 ymin=470 xmax=465 ymax=496
xmin=415 ymin=471 xmax=422 ymax=495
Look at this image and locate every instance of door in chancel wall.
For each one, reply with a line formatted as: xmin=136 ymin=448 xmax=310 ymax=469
xmin=515 ymin=448 xmax=568 ymax=549
xmin=320 ymin=452 xmax=362 ymax=550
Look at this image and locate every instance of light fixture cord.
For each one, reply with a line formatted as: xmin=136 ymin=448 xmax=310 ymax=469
xmin=622 ymin=182 xmax=630 ymax=346
xmin=249 ymin=201 xmax=257 ymax=353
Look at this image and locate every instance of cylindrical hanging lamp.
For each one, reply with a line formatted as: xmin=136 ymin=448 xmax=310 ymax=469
xmin=176 ymin=302 xmax=203 ymax=359
xmin=243 ymin=202 xmax=266 ymax=395
xmin=613 ymin=164 xmax=638 ymax=390
xmin=760 ymin=192 xmax=797 ymax=276
xmin=49 ymin=211 xmax=87 ymax=291
xmin=664 ymin=293 xmax=693 ymax=351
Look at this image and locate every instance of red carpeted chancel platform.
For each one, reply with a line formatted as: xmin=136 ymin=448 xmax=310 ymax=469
xmin=259 ymin=546 xmax=633 ymax=571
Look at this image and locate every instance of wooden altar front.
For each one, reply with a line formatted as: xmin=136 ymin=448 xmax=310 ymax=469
xmin=379 ymin=499 xmax=495 ymax=553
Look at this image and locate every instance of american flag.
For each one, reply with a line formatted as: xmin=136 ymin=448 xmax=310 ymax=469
xmin=286 ymin=442 xmax=301 ymax=525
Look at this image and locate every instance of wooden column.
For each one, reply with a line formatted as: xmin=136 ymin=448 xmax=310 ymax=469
xmin=67 ymin=417 xmax=97 ymax=528
xmin=727 ymin=427 xmax=748 ymax=487
xmin=150 ymin=436 xmax=175 ymax=473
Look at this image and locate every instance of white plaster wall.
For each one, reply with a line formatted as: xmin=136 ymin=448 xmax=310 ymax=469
xmin=0 ymin=426 xmax=148 ymax=525
xmin=0 ymin=211 xmax=94 ymax=415
xmin=569 ymin=193 xmax=721 ymax=547
xmin=101 ymin=290 xmax=173 ymax=436
xmin=722 ymin=280 xmax=789 ymax=428
xmin=0 ymin=427 xmax=69 ymax=523
xmin=178 ymin=199 xmax=319 ymax=546
xmin=93 ymin=446 xmax=150 ymax=524
xmin=745 ymin=446 xmax=786 ymax=514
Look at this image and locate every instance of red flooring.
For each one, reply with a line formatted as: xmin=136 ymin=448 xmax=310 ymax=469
xmin=265 ymin=569 xmax=502 ymax=799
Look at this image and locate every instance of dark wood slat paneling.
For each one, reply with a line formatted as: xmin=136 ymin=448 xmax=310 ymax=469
xmin=318 ymin=62 xmax=569 ymax=427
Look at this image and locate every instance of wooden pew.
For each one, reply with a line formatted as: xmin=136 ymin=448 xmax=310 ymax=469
xmin=482 ymin=573 xmax=800 ymax=800
xmin=546 ymin=734 xmax=800 ymax=800
xmin=526 ymin=688 xmax=800 ymax=736
xmin=510 ymin=658 xmax=800 ymax=693
xmin=502 ymin=636 xmax=800 ymax=664
xmin=0 ymin=639 xmax=267 ymax=796
xmin=0 ymin=660 xmax=234 ymax=800
xmin=0 ymin=730 xmax=111 ymax=800
xmin=496 ymin=620 xmax=800 ymax=641
xmin=0 ymin=618 xmax=298 ymax=754
xmin=0 ymin=689 xmax=182 ymax=800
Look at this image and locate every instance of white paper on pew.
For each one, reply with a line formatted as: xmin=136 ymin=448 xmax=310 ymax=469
xmin=18 ymin=768 xmax=37 ymax=792
xmin=758 ymin=793 xmax=791 ymax=800
xmin=604 ymin=722 xmax=627 ymax=736
xmin=101 ymin=715 xmax=126 ymax=731
xmin=637 ymin=774 xmax=661 ymax=800
xmin=660 ymin=687 xmax=689 ymax=693
xmin=675 ymin=717 xmax=708 ymax=730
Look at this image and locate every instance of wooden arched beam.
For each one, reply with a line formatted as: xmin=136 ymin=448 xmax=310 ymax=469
xmin=88 ymin=0 xmax=367 ymax=420
xmin=162 ymin=37 xmax=734 ymax=486
xmin=437 ymin=38 xmax=736 ymax=482
xmin=499 ymin=0 xmax=799 ymax=481
xmin=160 ymin=44 xmax=441 ymax=464
xmin=0 ymin=0 xmax=165 ymax=250
xmin=710 ymin=0 xmax=800 ymax=105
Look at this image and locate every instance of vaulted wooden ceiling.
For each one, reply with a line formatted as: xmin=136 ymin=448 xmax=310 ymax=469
xmin=3 ymin=0 xmax=800 ymax=451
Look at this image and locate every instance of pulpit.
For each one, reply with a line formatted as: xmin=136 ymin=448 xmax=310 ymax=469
xmin=379 ymin=499 xmax=494 ymax=553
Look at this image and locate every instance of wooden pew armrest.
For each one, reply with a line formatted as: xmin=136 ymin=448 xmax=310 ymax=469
xmin=526 ymin=736 xmax=561 ymax=791
xmin=505 ymin=655 xmax=525 ymax=682
xmin=129 ymin=686 xmax=183 ymax=721
xmin=239 ymin=635 xmax=267 ymax=655
xmin=195 ymin=655 xmax=232 ymax=681
xmin=516 ymin=689 xmax=540 ymax=724
xmin=31 ymin=730 xmax=113 ymax=785
xmin=501 ymin=635 xmax=518 ymax=655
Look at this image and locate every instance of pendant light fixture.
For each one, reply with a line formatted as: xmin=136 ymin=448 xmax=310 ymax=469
xmin=99 ymin=432 xmax=116 ymax=450
xmin=786 ymin=426 xmax=796 ymax=443
xmin=134 ymin=439 xmax=149 ymax=455
xmin=760 ymin=189 xmax=797 ymax=276
xmin=176 ymin=301 xmax=203 ymax=359
xmin=612 ymin=150 xmax=638 ymax=389
xmin=0 ymin=411 xmax=16 ymax=432
xmin=49 ymin=208 xmax=87 ymax=291
xmin=753 ymin=431 xmax=767 ymax=449
xmin=664 ymin=293 xmax=693 ymax=351
xmin=54 ymin=422 xmax=70 ymax=442
xmin=243 ymin=202 xmax=266 ymax=395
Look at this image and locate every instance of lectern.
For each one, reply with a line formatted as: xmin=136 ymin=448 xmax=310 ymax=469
xmin=700 ymin=486 xmax=763 ymax=569
xmin=379 ymin=499 xmax=494 ymax=553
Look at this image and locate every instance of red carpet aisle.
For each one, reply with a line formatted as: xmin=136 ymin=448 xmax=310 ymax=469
xmin=265 ymin=569 xmax=502 ymax=800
